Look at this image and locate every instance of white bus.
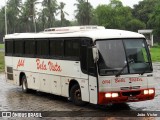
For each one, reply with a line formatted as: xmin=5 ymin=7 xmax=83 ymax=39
xmin=5 ymin=26 xmax=155 ymax=106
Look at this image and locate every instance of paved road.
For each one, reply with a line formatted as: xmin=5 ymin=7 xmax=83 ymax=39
xmin=0 ymin=63 xmax=160 ymax=120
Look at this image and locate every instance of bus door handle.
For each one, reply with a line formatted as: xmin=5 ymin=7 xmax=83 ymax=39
xmin=91 ymin=89 xmax=94 ymax=91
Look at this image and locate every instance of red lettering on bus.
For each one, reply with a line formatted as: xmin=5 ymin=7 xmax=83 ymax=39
xmin=48 ymin=61 xmax=62 ymax=72
xmin=17 ymin=59 xmax=25 ymax=69
xmin=115 ymin=78 xmax=125 ymax=83
xmin=129 ymin=78 xmax=143 ymax=82
xmin=36 ymin=59 xmax=47 ymax=70
xmin=102 ymin=80 xmax=111 ymax=84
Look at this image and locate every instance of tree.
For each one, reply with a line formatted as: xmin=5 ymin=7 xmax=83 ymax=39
xmin=95 ymin=1 xmax=133 ymax=30
xmin=74 ymin=0 xmax=93 ymax=25
xmin=6 ymin=0 xmax=22 ymax=33
xmin=56 ymin=2 xmax=69 ymax=26
xmin=42 ymin=0 xmax=57 ymax=28
xmin=148 ymin=1 xmax=160 ymax=35
xmin=20 ymin=0 xmax=39 ymax=32
xmin=132 ymin=0 xmax=159 ymax=28
xmin=126 ymin=19 xmax=146 ymax=32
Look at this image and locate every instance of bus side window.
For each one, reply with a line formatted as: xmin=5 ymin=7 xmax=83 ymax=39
xmin=24 ymin=40 xmax=35 ymax=57
xmin=5 ymin=40 xmax=14 ymax=56
xmin=64 ymin=39 xmax=80 ymax=60
xmin=36 ymin=40 xmax=49 ymax=58
xmin=49 ymin=40 xmax=64 ymax=58
xmin=14 ymin=40 xmax=24 ymax=56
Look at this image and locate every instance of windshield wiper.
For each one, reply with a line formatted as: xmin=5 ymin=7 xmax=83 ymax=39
xmin=115 ymin=59 xmax=134 ymax=77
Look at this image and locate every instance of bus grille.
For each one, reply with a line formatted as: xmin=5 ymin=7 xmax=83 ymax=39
xmin=120 ymin=86 xmax=140 ymax=90
xmin=122 ymin=91 xmax=141 ymax=96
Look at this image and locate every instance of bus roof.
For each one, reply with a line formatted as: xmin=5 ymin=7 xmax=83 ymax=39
xmin=5 ymin=26 xmax=145 ymax=41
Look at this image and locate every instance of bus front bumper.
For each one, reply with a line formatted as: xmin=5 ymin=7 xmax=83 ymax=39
xmin=98 ymin=88 xmax=155 ymax=105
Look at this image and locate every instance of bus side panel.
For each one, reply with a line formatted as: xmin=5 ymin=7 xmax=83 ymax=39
xmin=5 ymin=56 xmax=14 ymax=84
xmin=51 ymin=75 xmax=61 ymax=95
xmin=89 ymin=76 xmax=98 ymax=104
xmin=78 ymin=78 xmax=89 ymax=102
xmin=39 ymin=74 xmax=52 ymax=93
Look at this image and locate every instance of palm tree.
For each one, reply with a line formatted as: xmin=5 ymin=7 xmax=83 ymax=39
xmin=42 ymin=0 xmax=58 ymax=28
xmin=56 ymin=2 xmax=69 ymax=26
xmin=20 ymin=0 xmax=39 ymax=32
xmin=6 ymin=0 xmax=22 ymax=33
xmin=74 ymin=0 xmax=93 ymax=25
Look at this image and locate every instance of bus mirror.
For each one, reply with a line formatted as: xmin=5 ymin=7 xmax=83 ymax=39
xmin=92 ymin=47 xmax=99 ymax=62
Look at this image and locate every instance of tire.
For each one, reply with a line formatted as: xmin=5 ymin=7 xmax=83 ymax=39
xmin=22 ymin=75 xmax=29 ymax=93
xmin=70 ymin=84 xmax=87 ymax=106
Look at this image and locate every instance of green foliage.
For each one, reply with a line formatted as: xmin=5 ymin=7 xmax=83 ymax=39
xmin=95 ymin=2 xmax=133 ymax=30
xmin=0 ymin=52 xmax=4 ymax=72
xmin=0 ymin=44 xmax=4 ymax=49
xmin=126 ymin=19 xmax=146 ymax=32
xmin=148 ymin=1 xmax=160 ymax=36
xmin=150 ymin=46 xmax=160 ymax=62
xmin=74 ymin=0 xmax=93 ymax=25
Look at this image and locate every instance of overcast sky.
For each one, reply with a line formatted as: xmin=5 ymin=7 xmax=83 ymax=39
xmin=0 ymin=0 xmax=143 ymax=20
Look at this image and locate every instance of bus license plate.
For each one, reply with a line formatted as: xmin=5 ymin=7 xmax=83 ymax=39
xmin=128 ymin=96 xmax=138 ymax=101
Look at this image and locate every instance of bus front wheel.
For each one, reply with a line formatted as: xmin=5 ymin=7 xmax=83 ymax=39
xmin=70 ymin=84 xmax=86 ymax=106
xmin=22 ymin=76 xmax=29 ymax=93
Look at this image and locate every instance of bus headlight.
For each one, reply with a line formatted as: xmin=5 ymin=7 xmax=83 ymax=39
xmin=144 ymin=90 xmax=149 ymax=95
xmin=105 ymin=93 xmax=112 ymax=98
xmin=144 ymin=89 xmax=154 ymax=95
xmin=105 ymin=93 xmax=119 ymax=98
xmin=149 ymin=89 xmax=154 ymax=94
xmin=112 ymin=93 xmax=119 ymax=98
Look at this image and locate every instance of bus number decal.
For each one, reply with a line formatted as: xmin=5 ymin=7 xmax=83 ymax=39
xmin=17 ymin=59 xmax=25 ymax=69
xmin=102 ymin=80 xmax=110 ymax=84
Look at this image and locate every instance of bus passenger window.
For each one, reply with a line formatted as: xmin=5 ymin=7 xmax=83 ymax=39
xmin=14 ymin=40 xmax=24 ymax=56
xmin=5 ymin=41 xmax=13 ymax=56
xmin=36 ymin=40 xmax=49 ymax=57
xmin=25 ymin=40 xmax=35 ymax=57
xmin=49 ymin=40 xmax=64 ymax=58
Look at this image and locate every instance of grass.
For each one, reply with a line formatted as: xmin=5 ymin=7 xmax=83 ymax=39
xmin=0 ymin=52 xmax=4 ymax=72
xmin=150 ymin=45 xmax=160 ymax=62
xmin=0 ymin=44 xmax=4 ymax=49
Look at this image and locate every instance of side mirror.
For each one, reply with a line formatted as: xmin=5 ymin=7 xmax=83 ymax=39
xmin=92 ymin=47 xmax=99 ymax=63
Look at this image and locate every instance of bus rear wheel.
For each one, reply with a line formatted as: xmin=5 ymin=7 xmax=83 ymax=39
xmin=22 ymin=75 xmax=29 ymax=93
xmin=70 ymin=84 xmax=86 ymax=106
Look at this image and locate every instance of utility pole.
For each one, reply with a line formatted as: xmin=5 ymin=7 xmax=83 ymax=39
xmin=33 ymin=2 xmax=36 ymax=33
xmin=86 ymin=0 xmax=89 ymax=25
xmin=5 ymin=0 xmax=8 ymax=35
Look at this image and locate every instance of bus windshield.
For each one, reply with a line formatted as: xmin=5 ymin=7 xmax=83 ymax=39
xmin=96 ymin=39 xmax=152 ymax=76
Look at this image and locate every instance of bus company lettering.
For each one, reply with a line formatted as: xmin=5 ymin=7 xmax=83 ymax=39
xmin=115 ymin=78 xmax=125 ymax=83
xmin=36 ymin=59 xmax=62 ymax=72
xmin=48 ymin=61 xmax=62 ymax=72
xmin=129 ymin=78 xmax=143 ymax=82
xmin=36 ymin=59 xmax=47 ymax=70
xmin=102 ymin=80 xmax=111 ymax=84
xmin=17 ymin=59 xmax=25 ymax=69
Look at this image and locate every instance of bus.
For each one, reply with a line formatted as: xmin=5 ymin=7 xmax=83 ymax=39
xmin=4 ymin=26 xmax=155 ymax=106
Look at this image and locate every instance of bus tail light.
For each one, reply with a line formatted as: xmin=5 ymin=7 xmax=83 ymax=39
xmin=105 ymin=93 xmax=119 ymax=98
xmin=144 ymin=89 xmax=154 ymax=95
